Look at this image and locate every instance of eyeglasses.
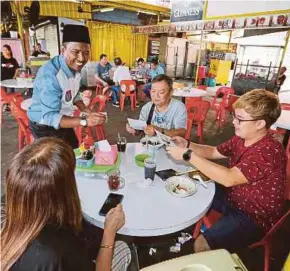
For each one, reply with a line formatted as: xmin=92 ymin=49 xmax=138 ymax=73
xmin=231 ymin=112 xmax=263 ymax=125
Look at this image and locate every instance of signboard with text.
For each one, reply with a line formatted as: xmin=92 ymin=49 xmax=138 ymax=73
xmin=171 ymin=0 xmax=204 ymax=23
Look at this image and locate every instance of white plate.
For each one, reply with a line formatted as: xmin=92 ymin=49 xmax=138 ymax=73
xmin=165 ymin=176 xmax=197 ymax=198
xmin=140 ymin=136 xmax=164 ymax=150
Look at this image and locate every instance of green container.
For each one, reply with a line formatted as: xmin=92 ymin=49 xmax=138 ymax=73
xmin=135 ymin=153 xmax=151 ymax=167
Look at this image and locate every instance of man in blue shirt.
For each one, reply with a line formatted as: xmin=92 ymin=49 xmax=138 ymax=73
xmin=28 ymin=24 xmax=106 ymax=148
xmin=95 ymin=54 xmax=114 ymax=98
xmin=143 ymin=58 xmax=164 ymax=98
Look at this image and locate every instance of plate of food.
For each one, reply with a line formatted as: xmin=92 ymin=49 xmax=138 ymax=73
xmin=140 ymin=136 xmax=164 ymax=151
xmin=164 ymin=176 xmax=197 ymax=197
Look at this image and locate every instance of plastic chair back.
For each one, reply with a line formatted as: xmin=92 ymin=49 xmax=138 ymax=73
xmin=212 ymin=87 xmax=235 ymax=107
xmin=186 ymin=99 xmax=211 ymax=122
xmin=89 ymin=95 xmax=106 ymax=112
xmin=120 ymin=80 xmax=136 ymax=96
xmin=10 ymin=101 xmax=33 ymax=150
xmin=227 ymin=94 xmax=240 ymax=113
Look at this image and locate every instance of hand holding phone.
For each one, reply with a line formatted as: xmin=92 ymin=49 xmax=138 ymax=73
xmin=104 ymin=204 xmax=125 ymax=233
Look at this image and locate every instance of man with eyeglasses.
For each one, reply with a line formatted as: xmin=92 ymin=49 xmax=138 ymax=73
xmin=28 ymin=25 xmax=106 ymax=148
xmin=166 ymin=89 xmax=286 ymax=252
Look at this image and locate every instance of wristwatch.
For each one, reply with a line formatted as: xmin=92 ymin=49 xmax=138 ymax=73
xmin=183 ymin=149 xmax=193 ymax=162
xmin=80 ymin=115 xmax=87 ymax=127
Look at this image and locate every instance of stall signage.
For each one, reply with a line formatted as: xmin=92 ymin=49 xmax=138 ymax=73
xmin=170 ymin=0 xmax=204 ymax=23
xmin=133 ymin=13 xmax=289 ymax=34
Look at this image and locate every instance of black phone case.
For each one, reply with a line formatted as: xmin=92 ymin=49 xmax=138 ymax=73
xmin=99 ymin=193 xmax=124 ymax=216
xmin=155 ymin=169 xmax=177 ymax=180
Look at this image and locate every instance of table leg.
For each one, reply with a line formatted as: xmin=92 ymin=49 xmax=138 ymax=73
xmin=282 ymin=130 xmax=290 ymax=149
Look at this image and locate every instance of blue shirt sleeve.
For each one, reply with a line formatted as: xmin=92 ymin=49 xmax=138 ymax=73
xmin=95 ymin=64 xmax=101 ymax=76
xmin=38 ymin=74 xmax=63 ymax=129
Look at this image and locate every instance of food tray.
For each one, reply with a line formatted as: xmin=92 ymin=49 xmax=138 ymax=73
xmin=74 ymin=149 xmax=121 ymax=173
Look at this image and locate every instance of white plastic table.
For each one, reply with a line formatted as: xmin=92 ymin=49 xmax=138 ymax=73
xmin=76 ymin=143 xmax=215 ymax=237
xmin=173 ymin=88 xmax=207 ymax=98
xmin=21 ymin=98 xmax=32 ymax=111
xmin=0 ymin=79 xmax=34 ymax=89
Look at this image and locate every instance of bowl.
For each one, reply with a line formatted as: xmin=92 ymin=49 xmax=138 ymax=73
xmin=164 ymin=175 xmax=197 ymax=198
xmin=140 ymin=136 xmax=164 ymax=152
xmin=135 ymin=153 xmax=151 ymax=167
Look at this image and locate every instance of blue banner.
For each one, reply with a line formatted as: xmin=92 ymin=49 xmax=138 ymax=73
xmin=171 ymin=0 xmax=204 ymax=23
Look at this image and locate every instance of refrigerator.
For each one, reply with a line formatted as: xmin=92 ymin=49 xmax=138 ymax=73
xmin=159 ymin=37 xmax=200 ymax=78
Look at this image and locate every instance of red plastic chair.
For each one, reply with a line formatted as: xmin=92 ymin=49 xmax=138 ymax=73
xmin=211 ymin=87 xmax=235 ymax=128
xmin=197 ymin=85 xmax=207 ymax=91
xmin=1 ymin=87 xmax=23 ymax=123
xmin=185 ymin=99 xmax=210 ymax=143
xmin=10 ymin=100 xmax=33 ymax=151
xmin=74 ymin=95 xmax=107 ymax=144
xmin=119 ymin=80 xmax=137 ymax=111
xmin=227 ymin=94 xmax=240 ymax=114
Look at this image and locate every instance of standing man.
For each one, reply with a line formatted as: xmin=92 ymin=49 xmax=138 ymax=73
xmin=28 ymin=24 xmax=106 ymax=149
xmin=95 ymin=54 xmax=114 ymax=96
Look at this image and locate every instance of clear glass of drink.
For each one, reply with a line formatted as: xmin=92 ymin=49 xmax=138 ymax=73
xmin=117 ymin=136 xmax=127 ymax=153
xmin=107 ymin=169 xmax=125 ymax=191
xmin=144 ymin=157 xmax=157 ymax=181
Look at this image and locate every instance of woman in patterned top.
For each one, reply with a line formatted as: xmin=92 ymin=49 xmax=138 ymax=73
xmin=166 ymin=89 xmax=286 ymax=252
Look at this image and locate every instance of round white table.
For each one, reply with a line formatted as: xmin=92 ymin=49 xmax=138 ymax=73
xmin=173 ymin=88 xmax=207 ymax=98
xmin=0 ymin=79 xmax=34 ymax=89
xmin=76 ymin=143 xmax=215 ymax=237
xmin=21 ymin=98 xmax=32 ymax=111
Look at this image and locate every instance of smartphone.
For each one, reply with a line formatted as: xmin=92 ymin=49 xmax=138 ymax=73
xmin=99 ymin=193 xmax=124 ymax=217
xmin=155 ymin=169 xmax=177 ymax=181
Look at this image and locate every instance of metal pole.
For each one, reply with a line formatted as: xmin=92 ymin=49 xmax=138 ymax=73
xmin=277 ymin=29 xmax=290 ymax=80
xmin=194 ymin=31 xmax=203 ymax=86
xmin=14 ymin=1 xmax=26 ymax=66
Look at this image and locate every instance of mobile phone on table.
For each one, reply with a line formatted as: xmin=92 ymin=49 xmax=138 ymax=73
xmin=99 ymin=193 xmax=124 ymax=217
xmin=155 ymin=169 xmax=177 ymax=181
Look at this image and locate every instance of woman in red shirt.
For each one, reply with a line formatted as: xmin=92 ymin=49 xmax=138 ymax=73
xmin=167 ymin=89 xmax=286 ymax=252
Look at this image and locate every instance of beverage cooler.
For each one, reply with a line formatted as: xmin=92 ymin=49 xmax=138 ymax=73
xmin=159 ymin=37 xmax=201 ymax=79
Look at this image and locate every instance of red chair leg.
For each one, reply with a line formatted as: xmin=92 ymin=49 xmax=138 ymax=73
xmin=120 ymin=95 xmax=125 ymax=111
xmin=264 ymin=243 xmax=270 ymax=271
xmin=185 ymin=119 xmax=193 ymax=140
xmin=96 ymin=125 xmax=105 ymax=141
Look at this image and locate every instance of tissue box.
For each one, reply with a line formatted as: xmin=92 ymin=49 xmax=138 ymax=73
xmin=95 ymin=145 xmax=118 ymax=166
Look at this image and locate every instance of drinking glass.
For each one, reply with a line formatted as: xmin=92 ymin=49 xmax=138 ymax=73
xmin=144 ymin=158 xmax=157 ymax=181
xmin=107 ymin=169 xmax=125 ymax=191
xmin=117 ymin=136 xmax=127 ymax=153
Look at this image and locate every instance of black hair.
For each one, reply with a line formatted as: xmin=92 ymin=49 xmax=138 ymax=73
xmin=2 ymin=44 xmax=13 ymax=58
xmin=151 ymin=74 xmax=173 ymax=92
xmin=114 ymin=57 xmax=122 ymax=66
xmin=151 ymin=58 xmax=159 ymax=65
xmin=137 ymin=58 xmax=144 ymax=63
xmin=100 ymin=54 xmax=107 ymax=60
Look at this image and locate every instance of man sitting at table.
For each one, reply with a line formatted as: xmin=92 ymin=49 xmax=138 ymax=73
xmin=95 ymin=54 xmax=114 ymax=96
xmin=166 ymin=89 xmax=286 ymax=252
xmin=142 ymin=58 xmax=165 ymax=99
xmin=28 ymin=25 xmax=106 ymax=149
xmin=136 ymin=58 xmax=149 ymax=77
xmin=31 ymin=43 xmax=48 ymax=57
xmin=110 ymin=57 xmax=132 ymax=107
xmin=126 ymin=74 xmax=187 ymax=138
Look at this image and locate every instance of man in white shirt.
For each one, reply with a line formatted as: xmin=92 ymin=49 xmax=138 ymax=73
xmin=111 ymin=57 xmax=133 ymax=107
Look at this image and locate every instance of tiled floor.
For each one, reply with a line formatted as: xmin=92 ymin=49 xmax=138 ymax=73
xmin=1 ymin=96 xmax=289 ymax=271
